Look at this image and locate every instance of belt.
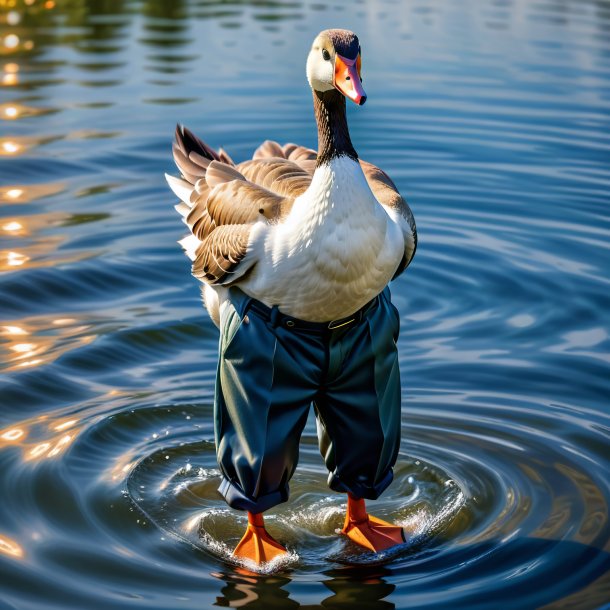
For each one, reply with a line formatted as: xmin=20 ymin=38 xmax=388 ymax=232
xmin=245 ymin=295 xmax=379 ymax=334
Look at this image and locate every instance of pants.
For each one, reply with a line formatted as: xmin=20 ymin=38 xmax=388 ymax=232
xmin=214 ymin=286 xmax=402 ymax=513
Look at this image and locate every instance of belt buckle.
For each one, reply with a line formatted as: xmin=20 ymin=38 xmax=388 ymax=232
xmin=328 ymin=317 xmax=355 ymax=330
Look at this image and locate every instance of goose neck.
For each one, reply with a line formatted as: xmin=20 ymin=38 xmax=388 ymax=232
xmin=313 ymin=89 xmax=358 ymax=167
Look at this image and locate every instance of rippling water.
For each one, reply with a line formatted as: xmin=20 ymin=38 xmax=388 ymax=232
xmin=1 ymin=0 xmax=610 ymax=608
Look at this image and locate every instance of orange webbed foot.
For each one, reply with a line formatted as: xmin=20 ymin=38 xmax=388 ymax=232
xmin=341 ymin=495 xmax=407 ymax=552
xmin=233 ymin=512 xmax=288 ymax=564
xmin=342 ymin=513 xmax=406 ymax=552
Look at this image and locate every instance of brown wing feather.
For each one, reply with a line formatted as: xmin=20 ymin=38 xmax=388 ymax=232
xmin=252 ymin=140 xmax=317 ymax=176
xmin=237 ymin=158 xmax=312 ymax=198
xmin=360 ymin=159 xmax=417 ymax=277
xmin=207 ymin=179 xmax=289 ymax=226
xmin=253 ymin=139 xmax=285 ymax=159
xmin=192 ymin=224 xmax=252 ymax=284
xmin=171 ymin=129 xmax=315 ymax=285
xmin=186 ymin=189 xmax=215 ymax=240
xmin=282 ymin=143 xmax=317 ymax=175
xmin=218 ymin=147 xmax=235 ymax=166
xmin=285 ymin=143 xmax=317 ymax=161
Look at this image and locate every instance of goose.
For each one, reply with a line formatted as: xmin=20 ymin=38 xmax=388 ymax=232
xmin=166 ymin=28 xmax=416 ymax=565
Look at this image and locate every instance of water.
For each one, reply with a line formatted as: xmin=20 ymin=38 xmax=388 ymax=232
xmin=1 ymin=0 xmax=609 ymax=608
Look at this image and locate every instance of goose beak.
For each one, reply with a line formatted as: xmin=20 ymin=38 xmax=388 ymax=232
xmin=334 ymin=53 xmax=366 ymax=106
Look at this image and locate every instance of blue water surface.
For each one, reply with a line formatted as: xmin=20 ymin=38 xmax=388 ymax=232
xmin=1 ymin=1 xmax=609 ymax=608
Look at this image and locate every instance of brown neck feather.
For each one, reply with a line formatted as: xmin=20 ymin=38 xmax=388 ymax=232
xmin=313 ymin=89 xmax=358 ymax=167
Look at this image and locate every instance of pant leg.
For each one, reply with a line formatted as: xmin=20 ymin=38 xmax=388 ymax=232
xmin=215 ymin=289 xmax=323 ymax=513
xmin=314 ymin=288 xmax=402 ymax=500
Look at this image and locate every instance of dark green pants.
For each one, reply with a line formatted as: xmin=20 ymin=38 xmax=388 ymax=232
xmin=215 ymin=287 xmax=401 ymax=513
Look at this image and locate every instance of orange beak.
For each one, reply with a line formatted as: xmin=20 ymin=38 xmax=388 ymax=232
xmin=334 ymin=53 xmax=366 ymax=105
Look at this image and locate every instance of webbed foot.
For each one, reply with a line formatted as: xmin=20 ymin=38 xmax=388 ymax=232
xmin=341 ymin=495 xmax=407 ymax=552
xmin=233 ymin=512 xmax=288 ymax=564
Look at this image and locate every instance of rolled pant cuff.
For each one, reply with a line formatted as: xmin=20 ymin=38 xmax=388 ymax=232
xmin=327 ymin=469 xmax=394 ymax=500
xmin=218 ymin=477 xmax=289 ymax=514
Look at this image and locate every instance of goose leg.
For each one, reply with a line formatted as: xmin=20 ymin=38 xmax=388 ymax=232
xmin=233 ymin=512 xmax=288 ymax=564
xmin=341 ymin=494 xmax=407 ymax=552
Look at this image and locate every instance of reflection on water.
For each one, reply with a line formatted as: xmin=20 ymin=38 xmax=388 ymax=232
xmin=211 ymin=567 xmax=398 ymax=609
xmin=0 ymin=534 xmax=24 ymax=560
xmin=1 ymin=0 xmax=610 ymax=608
xmin=0 ymin=406 xmax=81 ymax=463
xmin=0 ymin=182 xmax=65 ymax=204
xmin=1 ymin=317 xmax=97 ymax=371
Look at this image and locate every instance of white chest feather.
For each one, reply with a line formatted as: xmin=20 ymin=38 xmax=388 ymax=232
xmin=243 ymin=156 xmax=403 ymax=321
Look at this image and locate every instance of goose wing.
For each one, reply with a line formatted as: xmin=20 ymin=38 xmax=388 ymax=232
xmin=167 ymin=126 xmax=314 ymax=285
xmin=360 ymin=159 xmax=417 ymax=278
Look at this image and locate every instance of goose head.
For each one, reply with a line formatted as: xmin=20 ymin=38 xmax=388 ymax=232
xmin=306 ymin=29 xmax=366 ymax=106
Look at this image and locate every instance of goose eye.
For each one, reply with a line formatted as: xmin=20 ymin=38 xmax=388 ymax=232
xmin=322 ymin=49 xmax=330 ymax=61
